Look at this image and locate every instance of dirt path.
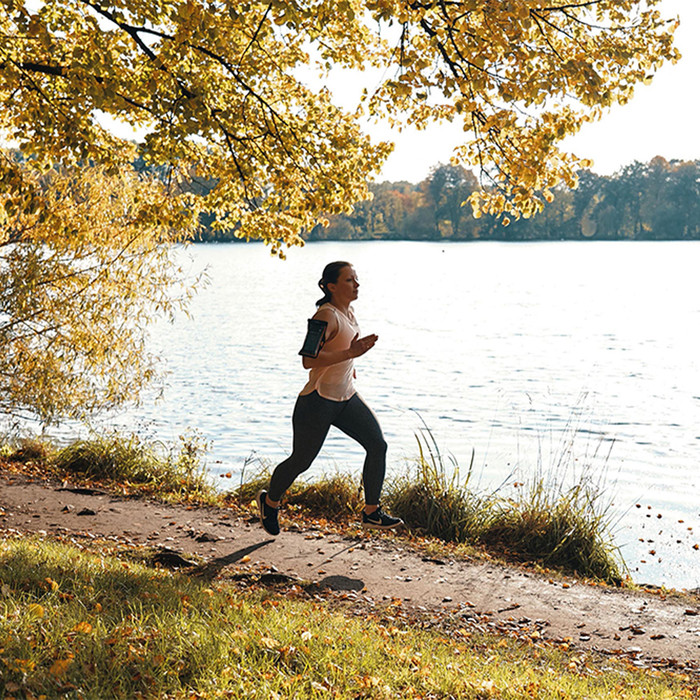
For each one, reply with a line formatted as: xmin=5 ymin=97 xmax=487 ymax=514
xmin=2 ymin=470 xmax=700 ymax=671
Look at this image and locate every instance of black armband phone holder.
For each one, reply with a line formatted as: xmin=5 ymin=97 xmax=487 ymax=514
xmin=298 ymin=318 xmax=328 ymax=358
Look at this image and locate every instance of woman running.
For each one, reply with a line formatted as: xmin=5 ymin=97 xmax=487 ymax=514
xmin=257 ymin=261 xmax=403 ymax=536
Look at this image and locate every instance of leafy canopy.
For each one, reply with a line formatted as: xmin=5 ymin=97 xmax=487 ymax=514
xmin=1 ymin=0 xmax=679 ymax=243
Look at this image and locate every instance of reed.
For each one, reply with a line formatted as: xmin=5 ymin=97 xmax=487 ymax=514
xmin=385 ymin=426 xmax=623 ymax=583
xmin=385 ymin=427 xmax=495 ymax=542
xmin=231 ymin=456 xmax=274 ymax=505
xmin=482 ymin=433 xmax=623 ymax=582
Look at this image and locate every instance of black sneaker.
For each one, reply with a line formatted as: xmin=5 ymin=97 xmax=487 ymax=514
xmin=362 ymin=506 xmax=403 ymax=530
xmin=256 ymin=489 xmax=280 ymax=536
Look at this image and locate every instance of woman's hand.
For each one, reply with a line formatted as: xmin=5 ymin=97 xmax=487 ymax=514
xmin=348 ymin=333 xmax=378 ymax=358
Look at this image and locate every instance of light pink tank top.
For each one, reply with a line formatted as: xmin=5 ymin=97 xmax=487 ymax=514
xmin=299 ymin=303 xmax=360 ymax=401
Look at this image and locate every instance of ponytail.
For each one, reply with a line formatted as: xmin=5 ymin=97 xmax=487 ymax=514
xmin=315 ymin=261 xmax=351 ymax=307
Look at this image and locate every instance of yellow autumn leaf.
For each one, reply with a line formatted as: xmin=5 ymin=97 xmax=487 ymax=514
xmin=49 ymin=657 xmax=74 ymax=677
xmin=72 ymin=622 xmax=93 ymax=634
xmin=27 ymin=603 xmax=44 ymax=619
xmin=358 ymin=675 xmax=382 ymax=689
xmin=259 ymin=636 xmax=280 ymax=650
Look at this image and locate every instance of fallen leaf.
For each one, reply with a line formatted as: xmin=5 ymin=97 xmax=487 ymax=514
xmin=259 ymin=636 xmax=280 ymax=650
xmin=72 ymin=622 xmax=92 ymax=634
xmin=49 ymin=657 xmax=74 ymax=677
xmin=27 ymin=603 xmax=44 ymax=618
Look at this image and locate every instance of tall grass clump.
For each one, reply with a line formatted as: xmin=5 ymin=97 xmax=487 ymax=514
xmin=232 ymin=457 xmax=362 ymax=519
xmin=0 ymin=435 xmax=55 ymax=464
xmin=385 ymin=428 xmax=494 ymax=542
xmin=286 ymin=472 xmax=363 ymax=518
xmin=231 ymin=456 xmax=273 ymax=505
xmin=482 ymin=431 xmax=624 ymax=583
xmin=385 ymin=423 xmax=624 ymax=584
xmin=482 ymin=473 xmax=623 ymax=582
xmin=52 ymin=431 xmax=217 ymax=503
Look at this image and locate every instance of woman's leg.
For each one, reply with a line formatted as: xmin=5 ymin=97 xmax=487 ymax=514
xmin=267 ymin=392 xmax=342 ymax=502
xmin=332 ymin=393 xmax=387 ymax=506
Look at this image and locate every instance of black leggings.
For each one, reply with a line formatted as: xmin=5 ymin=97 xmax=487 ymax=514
xmin=268 ymin=391 xmax=387 ymax=505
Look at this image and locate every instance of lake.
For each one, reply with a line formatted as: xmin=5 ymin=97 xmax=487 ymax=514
xmin=65 ymin=241 xmax=700 ymax=589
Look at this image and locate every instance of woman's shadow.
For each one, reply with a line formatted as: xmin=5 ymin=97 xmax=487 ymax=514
xmin=181 ymin=542 xmax=365 ymax=592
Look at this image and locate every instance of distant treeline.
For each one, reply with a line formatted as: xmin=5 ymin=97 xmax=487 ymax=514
xmin=199 ymin=155 xmax=699 ymax=242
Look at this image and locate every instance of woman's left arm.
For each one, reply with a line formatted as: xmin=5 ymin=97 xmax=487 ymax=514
xmin=302 ymin=332 xmax=378 ymax=369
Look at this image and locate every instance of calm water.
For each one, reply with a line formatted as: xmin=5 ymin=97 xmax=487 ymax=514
xmin=64 ymin=241 xmax=700 ymax=588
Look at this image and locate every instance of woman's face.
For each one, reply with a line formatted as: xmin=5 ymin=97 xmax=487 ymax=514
xmin=328 ymin=265 xmax=359 ymax=304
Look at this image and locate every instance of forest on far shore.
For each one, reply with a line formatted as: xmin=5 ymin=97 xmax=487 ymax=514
xmin=200 ymin=156 xmax=700 ymax=242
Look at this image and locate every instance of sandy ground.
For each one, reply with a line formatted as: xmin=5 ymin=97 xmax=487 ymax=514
xmin=2 ymin=469 xmax=700 ymax=673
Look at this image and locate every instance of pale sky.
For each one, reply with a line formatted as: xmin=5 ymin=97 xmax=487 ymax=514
xmin=360 ymin=0 xmax=699 ymax=183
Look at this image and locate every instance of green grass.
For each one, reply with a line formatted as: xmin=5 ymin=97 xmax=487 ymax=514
xmin=50 ymin=431 xmax=220 ymax=505
xmin=0 ymin=534 xmax=694 ymax=699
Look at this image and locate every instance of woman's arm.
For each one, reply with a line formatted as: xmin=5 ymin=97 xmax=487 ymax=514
xmin=301 ymin=308 xmax=378 ymax=369
xmin=302 ymin=333 xmax=378 ymax=369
